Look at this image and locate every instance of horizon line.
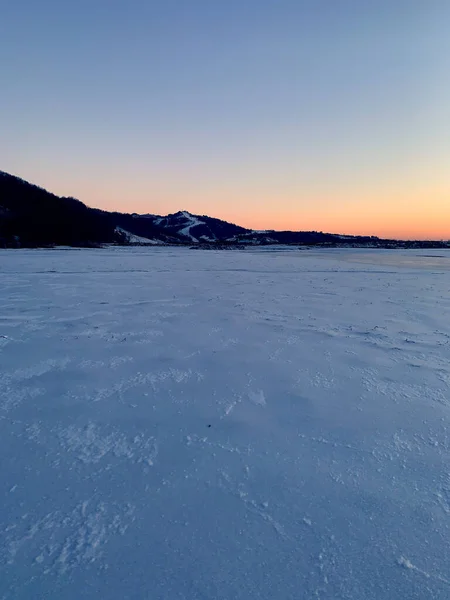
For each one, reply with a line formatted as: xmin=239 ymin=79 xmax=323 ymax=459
xmin=2 ymin=168 xmax=449 ymax=243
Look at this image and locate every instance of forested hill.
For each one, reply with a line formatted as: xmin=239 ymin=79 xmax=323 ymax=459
xmin=1 ymin=171 xmax=449 ymax=249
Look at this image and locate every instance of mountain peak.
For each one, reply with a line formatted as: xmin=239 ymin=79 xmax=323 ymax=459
xmin=1 ymin=169 xmax=448 ymax=248
xmin=173 ymin=210 xmax=194 ymax=218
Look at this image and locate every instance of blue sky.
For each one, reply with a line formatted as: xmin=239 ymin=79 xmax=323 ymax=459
xmin=1 ymin=0 xmax=449 ymax=237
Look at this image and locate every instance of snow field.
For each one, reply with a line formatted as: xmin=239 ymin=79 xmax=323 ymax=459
xmin=1 ymin=247 xmax=450 ymax=599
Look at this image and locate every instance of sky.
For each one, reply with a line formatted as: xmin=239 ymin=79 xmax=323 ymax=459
xmin=1 ymin=0 xmax=449 ymax=239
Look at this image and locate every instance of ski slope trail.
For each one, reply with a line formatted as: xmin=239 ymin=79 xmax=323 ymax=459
xmin=178 ymin=211 xmax=204 ymax=241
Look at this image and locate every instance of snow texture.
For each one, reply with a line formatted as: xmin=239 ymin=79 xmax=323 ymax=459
xmin=115 ymin=227 xmax=160 ymax=245
xmin=1 ymin=246 xmax=450 ymax=599
xmin=178 ymin=211 xmax=204 ymax=241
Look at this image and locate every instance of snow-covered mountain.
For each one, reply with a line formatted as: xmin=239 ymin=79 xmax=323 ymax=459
xmin=1 ymin=170 xmax=449 ymax=249
xmin=114 ymin=227 xmax=162 ymax=245
xmin=132 ymin=210 xmax=249 ymax=242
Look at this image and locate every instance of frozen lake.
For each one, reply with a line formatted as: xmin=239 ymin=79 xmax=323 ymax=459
xmin=1 ymin=247 xmax=450 ymax=599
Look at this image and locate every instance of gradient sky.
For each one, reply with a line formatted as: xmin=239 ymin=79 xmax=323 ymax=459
xmin=1 ymin=0 xmax=449 ymax=239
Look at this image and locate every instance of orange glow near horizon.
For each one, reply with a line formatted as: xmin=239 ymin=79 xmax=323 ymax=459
xmin=234 ymin=192 xmax=450 ymax=240
xmin=80 ymin=180 xmax=450 ymax=241
xmin=89 ymin=190 xmax=450 ymax=241
xmin=225 ymin=212 xmax=450 ymax=241
xmin=236 ymin=216 xmax=450 ymax=242
xmin=7 ymin=166 xmax=450 ymax=242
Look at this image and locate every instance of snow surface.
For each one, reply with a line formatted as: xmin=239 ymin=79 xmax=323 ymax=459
xmin=178 ymin=211 xmax=204 ymax=241
xmin=1 ymin=246 xmax=450 ymax=599
xmin=115 ymin=227 xmax=160 ymax=245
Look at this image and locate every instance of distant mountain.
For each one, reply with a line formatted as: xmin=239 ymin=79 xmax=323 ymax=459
xmin=1 ymin=170 xmax=449 ymax=249
xmin=133 ymin=210 xmax=249 ymax=242
xmin=0 ymin=170 xmax=116 ymax=247
xmin=0 ymin=171 xmax=250 ymax=247
xmin=0 ymin=171 xmax=184 ymax=247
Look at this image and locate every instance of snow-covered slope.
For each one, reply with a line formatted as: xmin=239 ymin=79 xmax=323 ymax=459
xmin=133 ymin=210 xmax=249 ymax=242
xmin=178 ymin=211 xmax=204 ymax=240
xmin=2 ymin=169 xmax=449 ymax=248
xmin=114 ymin=227 xmax=161 ymax=245
xmin=1 ymin=247 xmax=450 ymax=599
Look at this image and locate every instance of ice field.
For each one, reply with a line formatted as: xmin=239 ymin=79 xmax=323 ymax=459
xmin=1 ymin=246 xmax=450 ymax=599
